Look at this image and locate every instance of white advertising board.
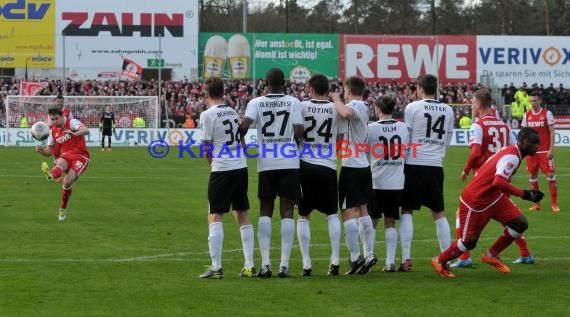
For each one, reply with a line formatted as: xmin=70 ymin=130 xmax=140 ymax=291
xmin=477 ymin=35 xmax=570 ymax=86
xmin=3 ymin=129 xmax=570 ymax=147
xmin=55 ymin=0 xmax=198 ymax=79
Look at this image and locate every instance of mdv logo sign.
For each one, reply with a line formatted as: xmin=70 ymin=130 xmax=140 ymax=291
xmin=0 ymin=0 xmax=50 ymax=20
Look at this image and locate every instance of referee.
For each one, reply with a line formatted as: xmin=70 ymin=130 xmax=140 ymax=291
xmin=100 ymin=105 xmax=115 ymax=151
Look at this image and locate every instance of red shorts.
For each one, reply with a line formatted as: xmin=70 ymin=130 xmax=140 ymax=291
xmin=526 ymin=152 xmax=554 ymax=174
xmin=59 ymin=153 xmax=90 ymax=177
xmin=457 ymin=195 xmax=522 ymax=243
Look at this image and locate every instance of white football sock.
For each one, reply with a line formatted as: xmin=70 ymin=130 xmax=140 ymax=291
xmin=280 ymin=218 xmax=295 ymax=268
xmin=258 ymin=216 xmax=272 ymax=267
xmin=385 ymin=227 xmax=398 ymax=265
xmin=435 ymin=217 xmax=451 ymax=252
xmin=297 ymin=219 xmax=311 ymax=269
xmin=399 ymin=214 xmax=413 ymax=262
xmin=344 ymin=218 xmax=361 ymax=262
xmin=208 ymin=222 xmax=223 ymax=270
xmin=240 ymin=224 xmax=254 ymax=268
xmin=358 ymin=215 xmax=375 ymax=257
xmin=327 ymin=214 xmax=341 ymax=265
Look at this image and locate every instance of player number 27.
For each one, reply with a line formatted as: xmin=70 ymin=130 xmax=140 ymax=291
xmin=261 ymin=110 xmax=290 ymax=137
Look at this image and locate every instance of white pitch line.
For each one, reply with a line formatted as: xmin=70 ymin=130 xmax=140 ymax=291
xmin=9 ymin=173 xmax=570 ymax=179
xmin=1 ymin=236 xmax=570 ymax=263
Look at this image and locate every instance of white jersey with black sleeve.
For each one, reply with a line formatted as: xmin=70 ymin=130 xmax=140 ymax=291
xmin=404 ymin=99 xmax=454 ymax=167
xmin=244 ymin=93 xmax=304 ymax=172
xmin=340 ymin=100 xmax=369 ymax=168
xmin=300 ymin=99 xmax=342 ymax=170
xmin=200 ymin=104 xmax=247 ymax=172
xmin=367 ymin=119 xmax=408 ymax=190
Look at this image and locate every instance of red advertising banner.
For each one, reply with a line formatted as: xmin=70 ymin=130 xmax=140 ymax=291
xmin=340 ymin=35 xmax=477 ymax=83
xmin=554 ymin=115 xmax=570 ymax=130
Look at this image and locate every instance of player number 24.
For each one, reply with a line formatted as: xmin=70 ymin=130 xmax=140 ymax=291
xmin=303 ymin=117 xmax=333 ymax=143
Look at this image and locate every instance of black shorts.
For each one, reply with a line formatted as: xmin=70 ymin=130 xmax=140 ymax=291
xmin=299 ymin=161 xmax=337 ymax=216
xmin=370 ymin=189 xmax=402 ymax=220
xmin=401 ymin=164 xmax=444 ymax=212
xmin=338 ymin=166 xmax=372 ymax=210
xmin=208 ymin=168 xmax=249 ymax=214
xmin=102 ymin=128 xmax=113 ymax=136
xmin=258 ymin=168 xmax=301 ymax=200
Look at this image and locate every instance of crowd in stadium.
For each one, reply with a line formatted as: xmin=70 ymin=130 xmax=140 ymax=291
xmin=2 ymin=77 xmax=569 ymax=129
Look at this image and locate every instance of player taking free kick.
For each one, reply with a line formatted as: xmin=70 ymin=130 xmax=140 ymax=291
xmin=36 ymin=107 xmax=90 ymax=221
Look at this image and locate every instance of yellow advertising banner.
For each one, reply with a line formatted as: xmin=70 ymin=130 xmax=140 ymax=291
xmin=0 ymin=0 xmax=55 ymax=68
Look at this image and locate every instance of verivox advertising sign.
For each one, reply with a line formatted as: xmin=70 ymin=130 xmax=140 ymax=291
xmin=477 ymin=36 xmax=570 ymax=86
xmin=55 ymin=0 xmax=198 ymax=76
xmin=200 ymin=33 xmax=339 ymax=82
xmin=340 ymin=35 xmax=477 ymax=83
xmin=0 ymin=0 xmax=55 ymax=68
xmin=4 ymin=128 xmax=570 ymax=147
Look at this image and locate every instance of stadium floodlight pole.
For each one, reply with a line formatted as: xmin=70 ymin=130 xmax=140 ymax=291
xmin=243 ymin=0 xmax=247 ymax=33
xmin=252 ymin=33 xmax=256 ymax=98
xmin=158 ymin=34 xmax=162 ymax=129
xmin=62 ymin=31 xmax=66 ymax=83
xmin=435 ymin=35 xmax=439 ymax=100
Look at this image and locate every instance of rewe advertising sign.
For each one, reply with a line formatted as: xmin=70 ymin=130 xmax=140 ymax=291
xmin=340 ymin=35 xmax=477 ymax=83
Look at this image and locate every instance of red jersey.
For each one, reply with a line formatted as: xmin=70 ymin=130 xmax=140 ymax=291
xmin=48 ymin=117 xmax=89 ymax=158
xmin=460 ymin=145 xmax=522 ymax=211
xmin=468 ymin=115 xmax=517 ymax=168
xmin=521 ymin=108 xmax=554 ymax=152
xmin=52 ymin=108 xmax=73 ymax=157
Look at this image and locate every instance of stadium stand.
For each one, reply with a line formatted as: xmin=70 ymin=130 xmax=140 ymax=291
xmin=2 ymin=77 xmax=569 ymax=129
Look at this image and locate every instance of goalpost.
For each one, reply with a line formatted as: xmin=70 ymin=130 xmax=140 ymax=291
xmin=3 ymin=96 xmax=159 ymax=147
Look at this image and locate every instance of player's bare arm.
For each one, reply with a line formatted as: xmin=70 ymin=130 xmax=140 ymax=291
xmin=35 ymin=144 xmax=54 ymax=157
xmin=331 ymin=92 xmax=355 ymax=120
xmin=294 ymin=124 xmax=304 ymax=144
xmin=202 ymin=140 xmax=213 ymax=166
xmin=239 ymin=117 xmax=252 ymax=146
xmin=461 ymin=143 xmax=482 ymax=182
xmin=64 ymin=125 xmax=89 ymax=137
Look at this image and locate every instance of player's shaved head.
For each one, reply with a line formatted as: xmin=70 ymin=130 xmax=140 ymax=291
xmin=266 ymin=68 xmax=285 ymax=91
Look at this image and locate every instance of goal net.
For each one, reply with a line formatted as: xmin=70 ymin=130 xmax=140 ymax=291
xmin=3 ymin=96 xmax=159 ymax=147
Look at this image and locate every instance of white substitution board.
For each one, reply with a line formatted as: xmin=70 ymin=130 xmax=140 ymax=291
xmin=55 ymin=0 xmax=199 ymax=79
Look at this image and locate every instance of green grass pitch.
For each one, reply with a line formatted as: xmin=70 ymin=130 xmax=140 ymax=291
xmin=1 ymin=146 xmax=569 ymax=316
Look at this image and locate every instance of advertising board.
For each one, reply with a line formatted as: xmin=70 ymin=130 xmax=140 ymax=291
xmin=55 ymin=0 xmax=198 ymax=79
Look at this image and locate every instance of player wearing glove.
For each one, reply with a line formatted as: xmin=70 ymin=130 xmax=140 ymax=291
xmin=100 ymin=105 xmax=115 ymax=152
xmin=432 ymin=127 xmax=541 ymax=278
xmin=522 ymin=190 xmax=545 ymax=203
